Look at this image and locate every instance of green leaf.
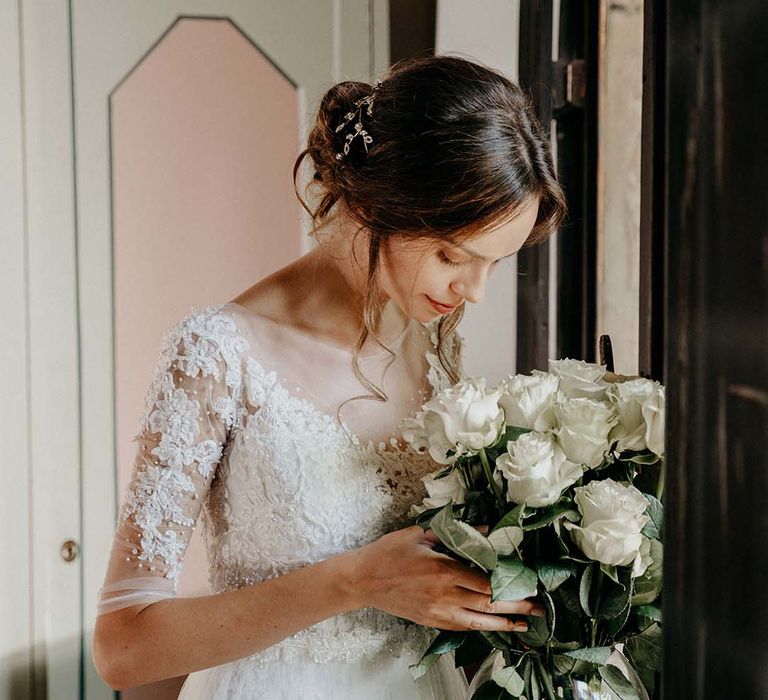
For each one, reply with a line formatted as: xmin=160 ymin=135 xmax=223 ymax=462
xmin=624 ymin=450 xmax=661 ymax=466
xmin=520 ymin=502 xmax=581 ymax=531
xmin=513 ymin=612 xmax=550 ymax=648
xmin=563 ymin=646 xmax=613 ymax=664
xmin=625 ymin=622 xmax=662 ymax=672
xmin=551 ymin=654 xmax=596 ymax=676
xmin=598 ymin=664 xmax=643 ymax=700
xmin=640 ymin=493 xmax=663 ymax=540
xmin=604 ymin=576 xmax=635 ymax=635
xmin=490 ymin=556 xmax=538 ymax=602
xmin=492 ymin=666 xmax=525 ymax=695
xmin=541 ymin=589 xmax=556 ymax=643
xmin=487 ymin=526 xmax=525 ymax=557
xmin=631 ymin=540 xmax=663 ymax=605
xmin=501 ymin=425 xmax=533 ymax=444
xmin=430 ymin=505 xmax=498 ymax=572
xmin=413 ymin=505 xmax=446 ymax=529
xmin=537 ymin=561 xmax=577 ymax=592
xmin=479 ymin=630 xmax=513 ymax=650
xmin=557 ymin=579 xmax=583 ymax=616
xmin=492 ymin=505 xmax=524 ymax=531
xmin=595 ymin=568 xmax=633 ymax=620
xmin=633 ymin=604 xmax=662 ymax=623
xmin=579 ymin=563 xmax=595 ymax=616
xmin=600 ymin=563 xmax=621 ymax=584
xmin=408 ymin=630 xmax=465 ymax=679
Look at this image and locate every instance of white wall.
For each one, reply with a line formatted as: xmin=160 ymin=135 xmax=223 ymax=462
xmin=596 ymin=0 xmax=644 ymax=374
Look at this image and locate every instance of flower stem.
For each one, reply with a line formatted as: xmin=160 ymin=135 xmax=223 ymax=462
xmin=532 ymin=653 xmax=558 ymax=700
xmin=655 ymin=457 xmax=665 ymax=502
xmin=479 ymin=447 xmax=506 ymax=513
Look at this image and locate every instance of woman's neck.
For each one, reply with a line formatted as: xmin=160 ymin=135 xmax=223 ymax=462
xmin=246 ymin=214 xmax=408 ymax=352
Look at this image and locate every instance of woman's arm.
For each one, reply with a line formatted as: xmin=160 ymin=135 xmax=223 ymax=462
xmin=93 ymin=524 xmax=542 ymax=690
xmin=93 ymin=548 xmax=360 ymax=690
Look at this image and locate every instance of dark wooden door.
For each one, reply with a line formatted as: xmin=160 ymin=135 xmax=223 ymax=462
xmin=659 ymin=1 xmax=768 ymax=697
xmin=517 ymin=1 xmax=599 ymax=373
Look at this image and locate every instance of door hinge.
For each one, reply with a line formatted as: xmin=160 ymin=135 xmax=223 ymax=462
xmin=552 ymin=58 xmax=586 ymax=111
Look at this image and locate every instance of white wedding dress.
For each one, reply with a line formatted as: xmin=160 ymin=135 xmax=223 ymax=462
xmin=96 ymin=301 xmax=470 ymax=699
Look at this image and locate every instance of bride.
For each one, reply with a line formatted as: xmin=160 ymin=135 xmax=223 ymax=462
xmin=92 ymin=54 xmax=566 ymax=698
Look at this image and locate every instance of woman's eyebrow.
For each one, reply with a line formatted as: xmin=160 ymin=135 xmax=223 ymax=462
xmin=455 ymin=243 xmax=516 ymax=261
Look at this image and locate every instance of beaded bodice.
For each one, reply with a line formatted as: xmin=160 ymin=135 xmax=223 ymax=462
xmin=97 ymin=302 xmax=464 ymax=667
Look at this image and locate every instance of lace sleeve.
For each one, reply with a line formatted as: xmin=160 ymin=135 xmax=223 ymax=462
xmin=96 ymin=306 xmax=247 ymax=616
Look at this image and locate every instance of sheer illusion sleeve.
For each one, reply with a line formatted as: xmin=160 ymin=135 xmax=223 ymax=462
xmin=96 ymin=307 xmax=247 ymax=616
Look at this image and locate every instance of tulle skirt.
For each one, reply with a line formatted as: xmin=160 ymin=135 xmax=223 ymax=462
xmin=177 ymin=648 xmax=469 ymax=700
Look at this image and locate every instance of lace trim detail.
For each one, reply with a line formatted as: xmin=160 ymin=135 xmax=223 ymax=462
xmin=425 ymin=320 xmax=465 ymax=393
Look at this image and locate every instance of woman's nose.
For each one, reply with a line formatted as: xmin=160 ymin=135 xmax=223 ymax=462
xmin=451 ymin=269 xmax=487 ymax=304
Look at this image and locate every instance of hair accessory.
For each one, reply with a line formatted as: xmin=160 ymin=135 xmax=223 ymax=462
xmin=334 ymin=79 xmax=382 ymax=161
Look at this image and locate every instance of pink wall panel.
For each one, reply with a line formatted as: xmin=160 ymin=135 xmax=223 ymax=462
xmin=111 ymin=18 xmax=300 ymax=696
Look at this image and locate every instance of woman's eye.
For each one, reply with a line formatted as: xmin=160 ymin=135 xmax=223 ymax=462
xmin=437 ymin=251 xmax=462 ymax=267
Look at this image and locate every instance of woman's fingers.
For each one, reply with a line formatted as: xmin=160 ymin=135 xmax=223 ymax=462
xmin=454 ymin=609 xmax=530 ymax=632
xmin=460 ymin=590 xmax=545 ymax=617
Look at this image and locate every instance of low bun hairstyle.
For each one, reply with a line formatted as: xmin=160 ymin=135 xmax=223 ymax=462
xmin=292 ymin=53 xmax=567 ymax=421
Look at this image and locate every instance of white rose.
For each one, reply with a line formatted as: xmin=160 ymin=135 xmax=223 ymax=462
xmin=495 ymin=431 xmax=584 ymax=507
xmin=633 ymin=535 xmax=653 ymax=578
xmin=642 ymin=382 xmax=665 ymax=458
xmin=497 ymin=370 xmax=559 ymax=432
xmin=548 ymin=358 xmax=609 ymax=400
xmin=553 ymin=395 xmax=619 ymax=469
xmin=402 ymin=377 xmax=505 ymax=465
xmin=563 ymin=478 xmax=650 ymax=572
xmin=410 ymin=467 xmax=467 ymax=516
xmin=607 ymin=379 xmax=665 ymax=456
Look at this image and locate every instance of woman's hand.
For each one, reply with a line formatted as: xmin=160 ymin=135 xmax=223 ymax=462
xmin=342 ymin=524 xmax=546 ymax=633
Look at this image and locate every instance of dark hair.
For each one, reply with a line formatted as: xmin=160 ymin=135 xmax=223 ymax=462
xmin=292 ymin=53 xmax=567 ymax=420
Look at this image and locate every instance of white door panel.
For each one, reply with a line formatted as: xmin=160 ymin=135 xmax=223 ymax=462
xmin=8 ymin=2 xmax=388 ymax=698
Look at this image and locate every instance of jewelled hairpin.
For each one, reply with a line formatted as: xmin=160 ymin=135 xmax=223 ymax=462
xmin=334 ymin=79 xmax=382 ymax=161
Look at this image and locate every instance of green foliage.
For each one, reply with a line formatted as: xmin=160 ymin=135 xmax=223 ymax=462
xmin=519 ymin=500 xmax=581 ymax=532
xmin=491 ymin=666 xmax=525 ymax=695
xmin=640 ymin=494 xmax=663 ymax=540
xmin=598 ymin=664 xmax=643 ymax=700
xmin=631 ymin=540 xmax=663 ymax=605
xmin=490 ymin=556 xmax=538 ymax=603
xmin=538 ymin=555 xmax=576 ymax=592
xmin=408 ymin=630 xmax=465 ymax=679
xmin=429 ymin=505 xmax=498 ymax=572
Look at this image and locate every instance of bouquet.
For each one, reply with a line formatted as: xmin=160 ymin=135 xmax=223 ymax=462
xmin=403 ymin=358 xmax=664 ymax=700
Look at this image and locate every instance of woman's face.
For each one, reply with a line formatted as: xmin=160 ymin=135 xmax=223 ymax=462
xmin=379 ymin=196 xmax=541 ymax=322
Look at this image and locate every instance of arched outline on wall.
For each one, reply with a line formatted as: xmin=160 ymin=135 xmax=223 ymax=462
xmin=105 ymin=13 xmax=301 ymax=525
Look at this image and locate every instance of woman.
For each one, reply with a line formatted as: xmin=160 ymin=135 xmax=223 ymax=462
xmin=92 ymin=54 xmax=567 ymax=698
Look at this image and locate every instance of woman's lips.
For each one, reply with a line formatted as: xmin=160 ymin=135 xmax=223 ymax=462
xmin=426 ymin=295 xmax=458 ymax=313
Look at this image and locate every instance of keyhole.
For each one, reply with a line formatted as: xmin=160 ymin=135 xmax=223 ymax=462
xmin=60 ymin=539 xmax=80 ymax=563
